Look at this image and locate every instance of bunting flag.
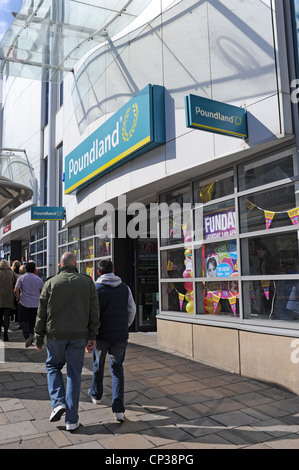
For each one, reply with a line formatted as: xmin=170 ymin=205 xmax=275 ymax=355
xmin=181 ymin=223 xmax=187 ymax=240
xmin=105 ymin=241 xmax=110 ymax=254
xmin=178 ymin=293 xmax=185 ymax=311
xmin=287 ymin=208 xmax=299 ymax=226
xmin=264 ymin=210 xmax=275 ymax=230
xmin=228 ymin=297 xmax=237 ymax=317
xmin=213 ymin=294 xmax=221 ymax=313
xmin=166 ymin=283 xmax=175 ymax=295
xmin=250 ymin=282 xmax=256 ymax=304
xmin=261 ymin=280 xmax=270 ymax=300
xmin=246 ymin=200 xmax=255 ymax=213
xmin=167 ymin=260 xmax=178 ymax=271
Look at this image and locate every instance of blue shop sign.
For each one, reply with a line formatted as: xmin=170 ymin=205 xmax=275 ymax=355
xmin=64 ymin=84 xmax=166 ymax=194
xmin=31 ymin=207 xmax=65 ymax=220
xmin=185 ymin=94 xmax=247 ymax=139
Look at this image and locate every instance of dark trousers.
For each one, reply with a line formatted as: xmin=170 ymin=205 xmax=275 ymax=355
xmin=0 ymin=308 xmax=10 ymax=335
xmin=18 ymin=303 xmax=38 ymax=340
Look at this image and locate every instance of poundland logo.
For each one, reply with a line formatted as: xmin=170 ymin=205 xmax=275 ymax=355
xmin=186 ymin=94 xmax=247 ymax=139
xmin=64 ymin=85 xmax=166 ymax=194
xmin=195 ymin=107 xmax=243 ymax=127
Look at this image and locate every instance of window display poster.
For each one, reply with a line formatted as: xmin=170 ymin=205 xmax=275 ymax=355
xmin=204 ymin=240 xmax=238 ymax=278
xmin=204 ymin=208 xmax=236 ymax=239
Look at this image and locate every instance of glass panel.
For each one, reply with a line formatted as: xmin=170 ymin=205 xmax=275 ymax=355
xmin=194 ymin=170 xmax=234 ymax=204
xmin=243 ymin=280 xmax=299 ymax=321
xmin=161 ymin=247 xmax=193 ymax=279
xmin=81 ymin=239 xmax=94 ymax=259
xmin=161 ymin=282 xmax=194 ymax=314
xmin=195 ymin=240 xmax=238 ymax=278
xmin=194 ymin=199 xmax=236 ymax=241
xmin=241 ymin=233 xmax=299 ymax=276
xmin=238 ymin=153 xmax=294 ymax=191
xmin=59 ymin=231 xmax=68 ymax=245
xmin=68 ymin=242 xmax=80 ymax=260
xmin=95 ymin=236 xmax=111 ymax=257
xmin=0 ymin=0 xmax=153 ymax=83
xmin=239 ymin=184 xmax=296 ymax=234
xmin=196 ymin=281 xmax=239 ymax=317
xmin=81 ymin=221 xmax=94 ymax=239
xmin=68 ymin=226 xmax=80 ymax=242
xmin=30 ymin=242 xmax=37 ymax=254
xmin=80 ymin=261 xmax=94 ymax=280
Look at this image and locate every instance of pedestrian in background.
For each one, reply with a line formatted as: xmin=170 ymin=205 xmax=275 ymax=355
xmin=14 ymin=261 xmax=43 ymax=347
xmin=11 ymin=260 xmax=21 ymax=322
xmin=0 ymin=260 xmax=17 ymax=341
xmin=34 ymin=252 xmax=100 ymax=432
xmin=89 ymin=259 xmax=136 ymax=422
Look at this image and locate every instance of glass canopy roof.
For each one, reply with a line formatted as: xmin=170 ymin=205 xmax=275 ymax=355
xmin=0 ymin=0 xmax=153 ymax=83
xmin=0 ymin=148 xmax=34 ymax=218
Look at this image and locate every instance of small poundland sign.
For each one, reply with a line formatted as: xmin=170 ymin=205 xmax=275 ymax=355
xmin=31 ymin=207 xmax=65 ymax=220
xmin=64 ymin=84 xmax=166 ymax=194
xmin=185 ymin=94 xmax=247 ymax=139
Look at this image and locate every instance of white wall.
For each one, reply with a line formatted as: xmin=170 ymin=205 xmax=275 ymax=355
xmin=61 ymin=0 xmax=292 ymax=223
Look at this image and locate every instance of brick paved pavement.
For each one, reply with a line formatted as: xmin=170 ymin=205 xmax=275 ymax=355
xmin=1 ymin=323 xmax=299 ymax=449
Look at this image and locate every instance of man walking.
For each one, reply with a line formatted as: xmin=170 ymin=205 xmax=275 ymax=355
xmin=0 ymin=260 xmax=17 ymax=341
xmin=89 ymin=259 xmax=136 ymax=422
xmin=34 ymin=252 xmax=100 ymax=431
xmin=14 ymin=261 xmax=44 ymax=347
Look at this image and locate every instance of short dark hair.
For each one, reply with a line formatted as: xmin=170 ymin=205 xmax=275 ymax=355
xmin=98 ymin=259 xmax=113 ymax=275
xmin=25 ymin=261 xmax=36 ymax=273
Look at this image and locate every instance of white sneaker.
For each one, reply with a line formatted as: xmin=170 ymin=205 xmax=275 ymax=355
xmin=115 ymin=412 xmax=125 ymax=422
xmin=66 ymin=421 xmax=80 ymax=431
xmin=49 ymin=404 xmax=66 ymax=422
xmin=88 ymin=390 xmax=101 ymax=405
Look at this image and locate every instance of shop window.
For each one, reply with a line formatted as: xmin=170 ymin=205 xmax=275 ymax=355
xmin=161 ymin=281 xmax=194 ymax=314
xmin=81 ymin=221 xmax=94 ymax=239
xmin=195 ymin=240 xmax=238 ymax=278
xmin=196 ymin=281 xmax=239 ymax=317
xmin=239 ymin=184 xmax=297 ymax=234
xmin=59 ymin=230 xmax=67 ymax=245
xmin=68 ymin=242 xmax=80 ymax=260
xmin=159 ymin=185 xmax=192 ymax=247
xmin=95 ymin=237 xmax=111 ymax=257
xmin=81 ymin=239 xmax=94 ymax=259
xmin=194 ymin=199 xmax=236 ymax=241
xmin=68 ymin=226 xmax=80 ymax=242
xmin=80 ymin=261 xmax=94 ymax=278
xmin=243 ymin=280 xmax=299 ymax=321
xmin=160 ymin=246 xmax=193 ymax=279
xmin=238 ymin=153 xmax=294 ymax=191
xmin=194 ymin=170 xmax=234 ymax=203
xmin=241 ymin=233 xmax=299 ymax=276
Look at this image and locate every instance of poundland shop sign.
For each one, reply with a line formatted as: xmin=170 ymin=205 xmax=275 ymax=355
xmin=65 ymin=84 xmax=166 ymax=194
xmin=185 ymin=94 xmax=247 ymax=139
xmin=31 ymin=207 xmax=65 ymax=220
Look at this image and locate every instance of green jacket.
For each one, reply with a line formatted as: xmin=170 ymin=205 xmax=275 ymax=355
xmin=34 ymin=265 xmax=100 ymax=346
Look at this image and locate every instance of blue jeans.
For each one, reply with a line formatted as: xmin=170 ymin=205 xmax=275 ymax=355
xmin=89 ymin=340 xmax=127 ymax=413
xmin=46 ymin=338 xmax=86 ymax=424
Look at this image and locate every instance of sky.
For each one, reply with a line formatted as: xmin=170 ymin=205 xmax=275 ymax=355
xmin=0 ymin=0 xmax=23 ymax=40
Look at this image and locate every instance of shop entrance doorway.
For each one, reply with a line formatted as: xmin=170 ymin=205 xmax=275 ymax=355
xmin=113 ymin=212 xmax=158 ymax=332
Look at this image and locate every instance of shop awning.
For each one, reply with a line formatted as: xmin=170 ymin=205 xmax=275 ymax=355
xmin=0 ymin=148 xmax=35 ymax=218
xmin=0 ymin=0 xmax=153 ymax=83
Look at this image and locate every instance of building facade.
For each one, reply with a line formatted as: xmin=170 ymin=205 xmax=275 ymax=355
xmin=1 ymin=0 xmax=299 ymax=393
